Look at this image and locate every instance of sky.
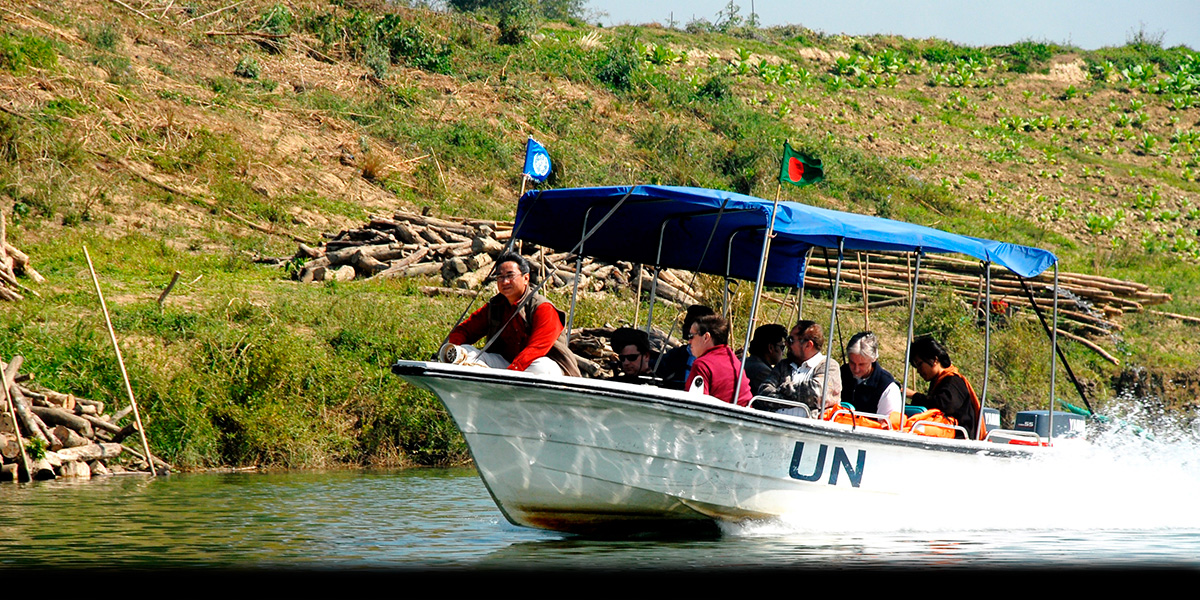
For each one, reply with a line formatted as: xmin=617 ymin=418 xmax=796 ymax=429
xmin=591 ymin=0 xmax=1200 ymax=50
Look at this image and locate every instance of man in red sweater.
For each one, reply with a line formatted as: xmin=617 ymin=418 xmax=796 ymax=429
xmin=442 ymin=252 xmax=580 ymax=377
xmin=684 ymin=314 xmax=753 ymax=406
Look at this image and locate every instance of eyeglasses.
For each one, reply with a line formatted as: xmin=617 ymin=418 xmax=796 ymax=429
xmin=787 ymin=336 xmax=811 ymax=346
xmin=619 ymin=353 xmax=643 ymax=362
xmin=496 ymin=272 xmax=523 ymax=282
xmin=772 ymin=342 xmax=787 ymax=350
xmin=685 ymin=332 xmax=705 ymax=341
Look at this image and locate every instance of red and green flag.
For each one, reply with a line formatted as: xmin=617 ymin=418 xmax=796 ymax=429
xmin=779 ymin=141 xmax=823 ymax=187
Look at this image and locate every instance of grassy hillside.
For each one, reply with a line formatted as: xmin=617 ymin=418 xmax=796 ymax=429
xmin=1 ymin=0 xmax=1198 ymax=468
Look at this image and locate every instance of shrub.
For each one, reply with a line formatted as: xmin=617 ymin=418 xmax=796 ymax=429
xmin=233 ymin=55 xmax=260 ymax=79
xmin=593 ymin=36 xmax=642 ymax=91
xmin=256 ymin=4 xmax=294 ymax=35
xmin=376 ymin=16 xmax=453 ymax=74
xmin=497 ymin=0 xmax=536 ymax=45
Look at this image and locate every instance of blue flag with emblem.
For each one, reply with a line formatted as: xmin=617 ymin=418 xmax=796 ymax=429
xmin=523 ymin=137 xmax=552 ymax=183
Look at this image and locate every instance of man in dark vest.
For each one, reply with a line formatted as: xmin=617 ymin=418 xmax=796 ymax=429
xmin=441 ymin=252 xmax=580 ymax=377
xmin=840 ymin=331 xmax=901 ymax=415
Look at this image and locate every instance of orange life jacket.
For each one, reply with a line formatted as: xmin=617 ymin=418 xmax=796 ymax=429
xmin=821 ymin=405 xmax=891 ymax=429
xmin=896 ymin=408 xmax=959 ymax=438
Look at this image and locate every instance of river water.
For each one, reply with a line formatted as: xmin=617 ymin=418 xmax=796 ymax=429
xmin=4 ymin=419 xmax=1200 ymax=570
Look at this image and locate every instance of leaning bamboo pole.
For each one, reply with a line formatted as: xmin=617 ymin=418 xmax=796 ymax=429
xmin=83 ymin=246 xmax=156 ymax=477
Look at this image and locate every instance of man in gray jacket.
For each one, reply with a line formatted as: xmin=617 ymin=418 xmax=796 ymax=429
xmin=756 ymin=320 xmax=842 ymax=414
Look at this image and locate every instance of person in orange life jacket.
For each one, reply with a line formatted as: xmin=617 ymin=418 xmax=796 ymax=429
xmin=840 ymin=332 xmax=902 ymax=416
xmin=442 ymin=252 xmax=580 ymax=377
xmin=904 ymin=336 xmax=979 ymax=439
xmin=684 ymin=314 xmax=753 ymax=406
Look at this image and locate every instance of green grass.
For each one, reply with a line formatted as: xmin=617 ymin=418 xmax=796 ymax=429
xmin=0 ymin=230 xmax=470 ymax=468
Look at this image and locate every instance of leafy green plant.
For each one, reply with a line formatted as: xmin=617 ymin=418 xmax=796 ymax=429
xmin=25 ymin=437 xmax=47 ymax=460
xmin=257 ymin=4 xmax=294 ymax=35
xmin=593 ymin=36 xmax=642 ymax=91
xmin=234 ymin=55 xmax=260 ymax=79
xmin=1084 ymin=209 xmax=1124 ymax=235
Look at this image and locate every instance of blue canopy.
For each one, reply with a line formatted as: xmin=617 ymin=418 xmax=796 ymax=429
xmin=513 ymin=185 xmax=1057 ymax=287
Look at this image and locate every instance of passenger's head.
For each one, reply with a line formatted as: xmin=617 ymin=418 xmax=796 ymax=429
xmin=749 ymin=323 xmax=788 ymax=365
xmin=788 ymin=320 xmax=824 ymax=361
xmin=610 ymin=327 xmax=652 ymax=376
xmin=681 ymin=305 xmax=715 ymax=340
xmin=909 ymin=336 xmax=951 ymax=381
xmin=688 ymin=314 xmax=729 ymax=356
xmin=845 ymin=332 xmax=880 ymax=380
xmin=494 ymin=252 xmax=533 ymax=303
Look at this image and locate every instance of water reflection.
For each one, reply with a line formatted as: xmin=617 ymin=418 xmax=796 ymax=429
xmin=2 ymin=468 xmax=1199 ymax=569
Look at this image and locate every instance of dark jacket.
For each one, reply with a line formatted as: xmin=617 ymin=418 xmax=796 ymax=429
xmin=840 ymin=362 xmax=897 ymax=414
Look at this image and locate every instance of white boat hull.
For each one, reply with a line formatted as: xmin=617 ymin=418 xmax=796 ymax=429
xmin=394 ymin=361 xmax=1037 ymax=534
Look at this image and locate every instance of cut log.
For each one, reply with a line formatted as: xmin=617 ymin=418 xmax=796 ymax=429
xmin=53 ymin=425 xmax=90 ymax=449
xmin=31 ymin=406 xmax=94 ymax=439
xmin=82 ymin=413 xmax=124 ymax=435
xmin=59 ymin=460 xmax=91 ymax=479
xmin=0 ymin=431 xmax=19 ymax=459
xmin=56 ymin=442 xmax=124 ymax=462
xmin=26 ymin=457 xmax=55 ymax=480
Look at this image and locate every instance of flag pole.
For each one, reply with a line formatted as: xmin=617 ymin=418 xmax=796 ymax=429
xmin=517 ymin=175 xmax=528 ymax=254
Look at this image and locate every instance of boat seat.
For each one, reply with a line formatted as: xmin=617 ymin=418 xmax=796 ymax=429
xmin=749 ymin=395 xmax=809 ymax=418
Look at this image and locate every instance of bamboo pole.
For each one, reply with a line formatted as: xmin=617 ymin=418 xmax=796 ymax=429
xmin=83 ymin=246 xmax=156 ymax=476
xmin=1 ymin=358 xmax=31 ymax=482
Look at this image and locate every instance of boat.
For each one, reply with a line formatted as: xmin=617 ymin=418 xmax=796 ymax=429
xmin=392 ymin=185 xmax=1067 ymax=535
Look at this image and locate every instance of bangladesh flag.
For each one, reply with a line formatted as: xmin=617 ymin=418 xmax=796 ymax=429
xmin=779 ymin=141 xmax=824 ymax=187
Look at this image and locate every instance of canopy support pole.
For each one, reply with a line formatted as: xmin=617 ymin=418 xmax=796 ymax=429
xmin=645 ymin=220 xmax=670 ymax=335
xmin=979 ymin=261 xmax=992 ymax=440
xmin=566 ymin=206 xmax=599 ymax=346
xmin=900 ymin=249 xmax=924 ymax=431
xmin=819 ymin=238 xmax=844 ymax=409
xmin=734 ymin=207 xmax=781 ymax=407
xmin=1048 ymin=263 xmax=1060 ymax=446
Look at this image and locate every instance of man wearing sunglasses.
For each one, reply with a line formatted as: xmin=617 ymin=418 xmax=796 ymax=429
xmin=608 ymin=327 xmax=658 ymax=383
xmin=756 ymin=320 xmax=842 ymax=413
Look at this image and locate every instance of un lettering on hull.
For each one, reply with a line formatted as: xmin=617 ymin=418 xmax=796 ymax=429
xmin=788 ymin=441 xmax=867 ymax=488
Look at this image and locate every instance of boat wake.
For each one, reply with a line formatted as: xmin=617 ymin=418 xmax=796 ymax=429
xmin=730 ymin=398 xmax=1200 ymax=536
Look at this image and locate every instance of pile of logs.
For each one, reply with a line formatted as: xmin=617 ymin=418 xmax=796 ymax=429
xmin=0 ymin=211 xmax=43 ymax=302
xmin=2 ymin=356 xmax=170 ymax=481
xmin=795 ymin=251 xmax=1173 ymax=364
xmin=279 ymin=208 xmax=704 ymax=307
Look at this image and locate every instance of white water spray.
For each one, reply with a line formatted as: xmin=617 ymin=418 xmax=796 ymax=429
xmin=730 ymin=398 xmax=1200 ymax=537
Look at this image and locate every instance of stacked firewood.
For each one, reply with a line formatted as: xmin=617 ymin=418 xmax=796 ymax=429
xmin=279 ymin=209 xmax=705 ymax=307
xmin=1 ymin=357 xmax=170 ymax=481
xmin=794 ymin=251 xmax=1172 ymax=364
xmin=0 ymin=211 xmax=43 ymax=302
